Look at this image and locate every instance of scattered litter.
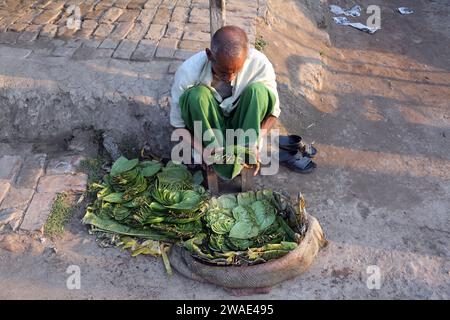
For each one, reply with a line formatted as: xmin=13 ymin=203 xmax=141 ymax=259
xmin=39 ymin=237 xmax=46 ymax=244
xmin=398 ymin=7 xmax=414 ymax=15
xmin=348 ymin=22 xmax=379 ymax=34
xmin=330 ymin=4 xmax=362 ymax=17
xmin=333 ymin=17 xmax=379 ymax=34
xmin=333 ymin=16 xmax=351 ymax=25
xmin=307 ymin=123 xmax=316 ymax=129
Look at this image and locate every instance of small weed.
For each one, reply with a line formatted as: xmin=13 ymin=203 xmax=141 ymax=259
xmin=44 ymin=193 xmax=74 ymax=237
xmin=255 ymin=35 xmax=268 ymax=52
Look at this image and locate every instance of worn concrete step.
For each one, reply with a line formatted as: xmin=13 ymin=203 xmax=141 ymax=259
xmin=0 ymin=186 xmax=35 ymax=231
xmin=15 ymin=153 xmax=47 ymax=188
xmin=18 ymin=153 xmax=88 ymax=234
xmin=19 ymin=192 xmax=56 ymax=233
xmin=0 ymin=155 xmax=23 ymax=182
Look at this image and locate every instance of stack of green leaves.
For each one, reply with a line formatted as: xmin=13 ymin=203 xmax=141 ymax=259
xmin=183 ymin=190 xmax=302 ymax=266
xmin=83 ymin=157 xmax=208 ymax=241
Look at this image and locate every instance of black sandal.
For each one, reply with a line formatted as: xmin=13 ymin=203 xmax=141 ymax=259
xmin=276 ymin=149 xmax=317 ymax=174
xmin=279 ymin=135 xmax=317 ymax=158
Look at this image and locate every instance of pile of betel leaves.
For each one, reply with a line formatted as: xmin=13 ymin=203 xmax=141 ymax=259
xmin=185 ymin=190 xmax=306 ymax=265
xmin=83 ymin=156 xmax=307 ymax=271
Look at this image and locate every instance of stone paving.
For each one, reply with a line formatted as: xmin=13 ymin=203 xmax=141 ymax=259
xmin=0 ymin=143 xmax=88 ymax=234
xmin=0 ymin=1 xmax=265 ymax=234
xmin=0 ymin=0 xmax=267 ymax=152
xmin=0 ymin=0 xmax=265 ymax=62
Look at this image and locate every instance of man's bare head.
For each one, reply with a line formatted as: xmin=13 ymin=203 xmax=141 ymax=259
xmin=206 ymin=26 xmax=248 ymax=82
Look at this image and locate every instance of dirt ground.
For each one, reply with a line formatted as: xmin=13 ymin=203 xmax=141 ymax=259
xmin=0 ymin=0 xmax=449 ymax=299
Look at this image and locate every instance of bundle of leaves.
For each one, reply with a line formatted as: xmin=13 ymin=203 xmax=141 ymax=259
xmin=83 ymin=157 xmax=208 ymax=241
xmin=182 ymin=190 xmax=307 ymax=266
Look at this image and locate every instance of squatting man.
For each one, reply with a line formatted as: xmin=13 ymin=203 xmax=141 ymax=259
xmin=170 ymin=26 xmax=314 ymax=179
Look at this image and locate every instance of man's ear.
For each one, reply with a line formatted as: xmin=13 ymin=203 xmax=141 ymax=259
xmin=205 ymin=48 xmax=214 ymax=62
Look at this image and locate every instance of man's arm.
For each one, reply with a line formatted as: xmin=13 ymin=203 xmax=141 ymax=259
xmin=261 ymin=115 xmax=277 ymax=134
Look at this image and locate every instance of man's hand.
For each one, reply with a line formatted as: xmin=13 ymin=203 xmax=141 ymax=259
xmin=244 ymin=115 xmax=277 ymax=176
xmin=244 ymin=145 xmax=261 ymax=176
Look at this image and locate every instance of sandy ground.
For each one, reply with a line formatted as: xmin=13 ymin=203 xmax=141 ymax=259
xmin=0 ymin=0 xmax=449 ymax=299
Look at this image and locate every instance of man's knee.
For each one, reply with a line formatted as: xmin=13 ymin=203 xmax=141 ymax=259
xmin=242 ymin=82 xmax=269 ymax=96
xmin=185 ymin=85 xmax=213 ymax=106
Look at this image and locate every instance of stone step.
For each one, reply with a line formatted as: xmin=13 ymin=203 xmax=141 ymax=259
xmin=18 ymin=153 xmax=88 ymax=234
xmin=15 ymin=153 xmax=47 ymax=188
xmin=0 ymin=187 xmax=35 ymax=231
xmin=19 ymin=192 xmax=57 ymax=233
xmin=0 ymin=155 xmax=23 ymax=183
xmin=0 ymin=152 xmax=47 ymax=231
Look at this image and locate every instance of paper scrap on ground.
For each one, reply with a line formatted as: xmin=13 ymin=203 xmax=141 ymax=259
xmin=333 ymin=16 xmax=379 ymax=34
xmin=398 ymin=7 xmax=414 ymax=15
xmin=330 ymin=4 xmax=362 ymax=17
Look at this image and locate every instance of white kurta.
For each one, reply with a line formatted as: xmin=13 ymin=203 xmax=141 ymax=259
xmin=170 ymin=48 xmax=281 ymax=128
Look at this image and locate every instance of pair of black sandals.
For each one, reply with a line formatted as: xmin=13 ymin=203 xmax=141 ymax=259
xmin=277 ymin=135 xmax=317 ymax=174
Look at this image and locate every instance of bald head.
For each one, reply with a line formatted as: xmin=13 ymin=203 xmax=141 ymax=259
xmin=211 ymin=26 xmax=248 ymax=59
xmin=206 ymin=26 xmax=248 ymax=82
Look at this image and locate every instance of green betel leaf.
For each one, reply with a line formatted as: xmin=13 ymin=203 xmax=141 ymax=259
xmin=232 ymin=205 xmax=251 ymax=221
xmin=157 ymin=162 xmax=193 ymax=188
xmin=140 ymin=161 xmax=162 ymax=177
xmin=110 ymin=156 xmax=139 ymax=177
xmin=209 ymin=234 xmax=228 ymax=251
xmin=167 ymin=190 xmax=201 ymax=210
xmin=217 ymin=194 xmax=237 ymax=209
xmin=229 ymin=219 xmax=259 ymax=239
xmin=256 ymin=189 xmax=274 ymax=201
xmin=227 ymin=237 xmax=255 ymax=251
xmin=251 ymin=200 xmax=276 ymax=231
xmin=211 ymin=215 xmax=235 ymax=235
xmin=237 ymin=191 xmax=256 ymax=207
xmin=111 ymin=205 xmax=131 ymax=221
xmin=102 ymin=192 xmax=125 ymax=204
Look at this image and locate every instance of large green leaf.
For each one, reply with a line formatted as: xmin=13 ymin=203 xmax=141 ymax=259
xmin=82 ymin=210 xmax=177 ymax=240
xmin=102 ymin=192 xmax=125 ymax=204
xmin=237 ymin=191 xmax=256 ymax=206
xmin=251 ymin=200 xmax=276 ymax=231
xmin=111 ymin=205 xmax=131 ymax=221
xmin=232 ymin=205 xmax=251 ymax=221
xmin=140 ymin=161 xmax=162 ymax=177
xmin=110 ymin=156 xmax=139 ymax=177
xmin=157 ymin=161 xmax=193 ymax=188
xmin=217 ymin=194 xmax=237 ymax=209
xmin=227 ymin=237 xmax=255 ymax=251
xmin=210 ymin=215 xmax=235 ymax=235
xmin=229 ymin=219 xmax=259 ymax=239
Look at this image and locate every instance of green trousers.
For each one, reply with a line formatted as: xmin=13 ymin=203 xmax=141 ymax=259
xmin=179 ymin=82 xmax=276 ymax=179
